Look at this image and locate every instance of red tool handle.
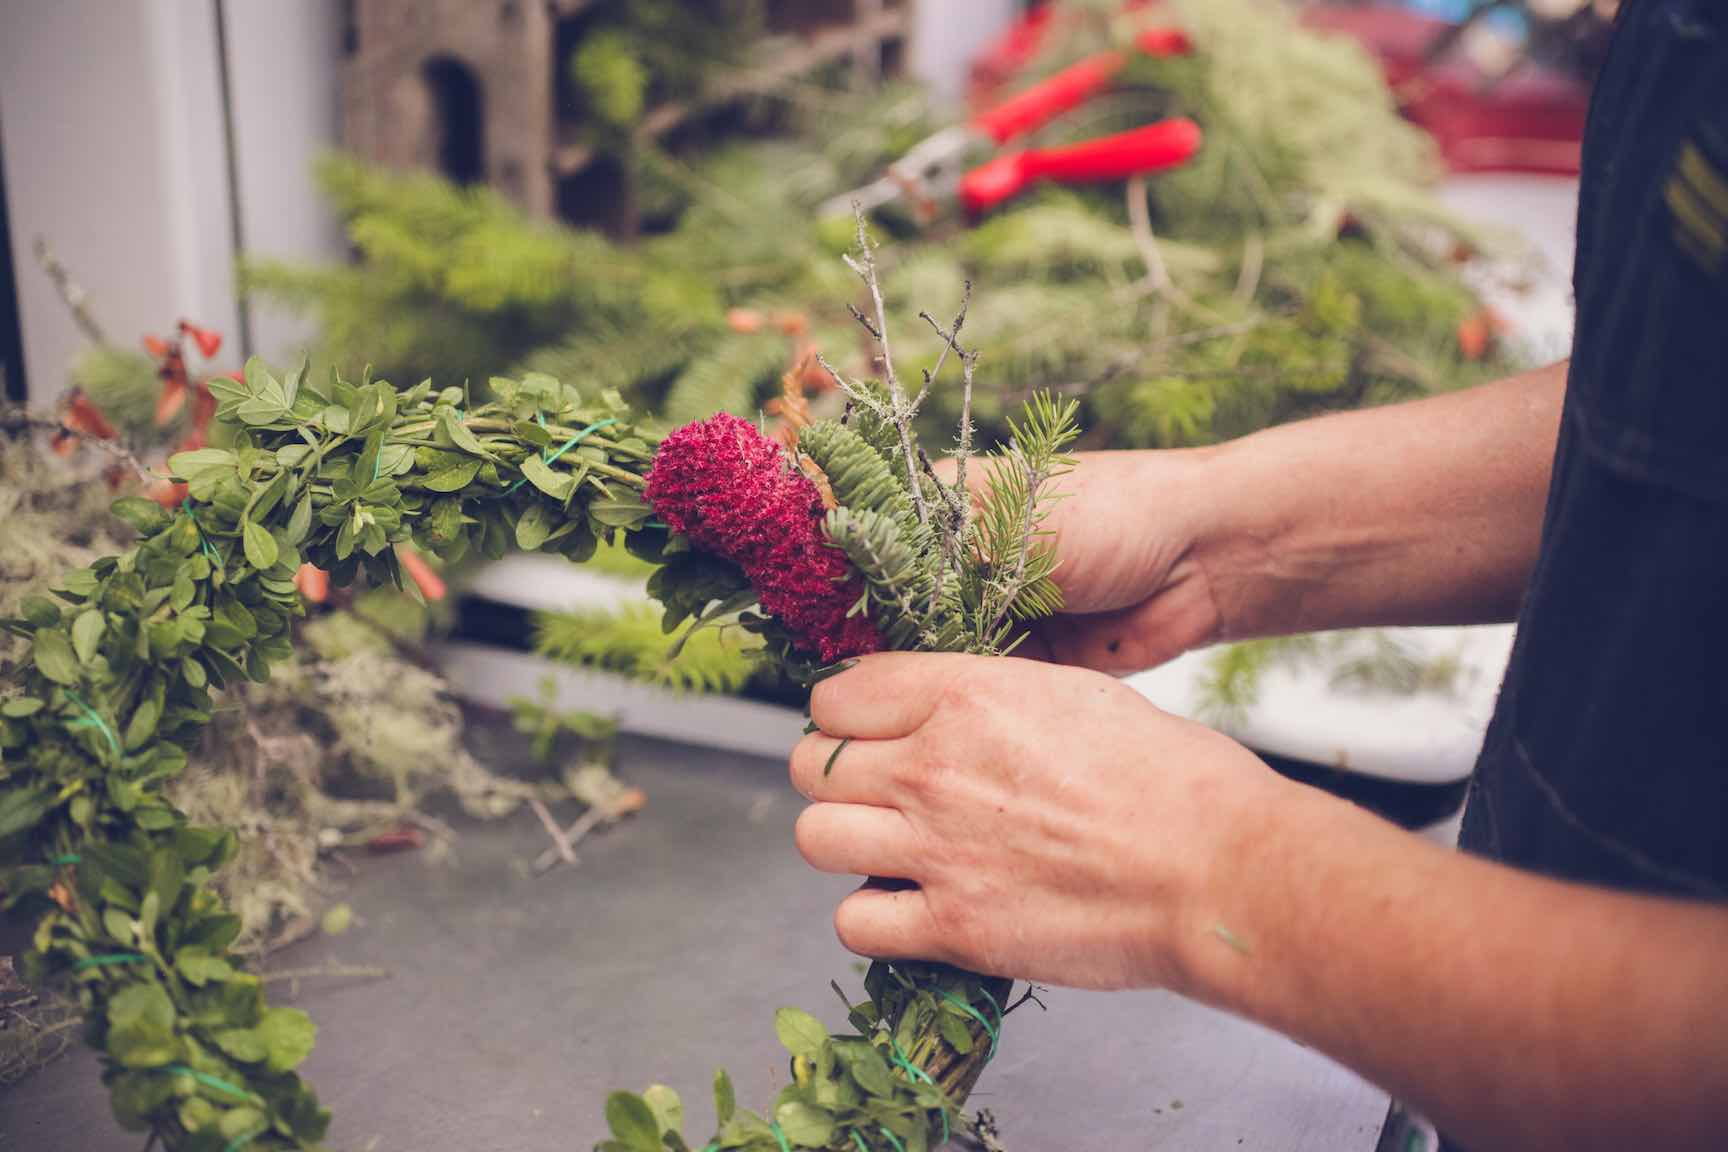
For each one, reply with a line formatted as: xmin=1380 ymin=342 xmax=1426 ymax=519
xmin=971 ymin=27 xmax=1194 ymax=145
xmin=961 ymin=118 xmax=1203 ymax=217
xmin=973 ymin=51 xmax=1128 ymax=144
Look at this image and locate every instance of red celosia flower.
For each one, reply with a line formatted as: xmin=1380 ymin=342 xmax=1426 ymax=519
xmin=646 ymin=413 xmax=880 ymax=662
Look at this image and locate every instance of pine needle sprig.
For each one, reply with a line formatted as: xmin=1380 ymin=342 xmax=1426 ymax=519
xmin=971 ymin=393 xmax=1080 ymax=652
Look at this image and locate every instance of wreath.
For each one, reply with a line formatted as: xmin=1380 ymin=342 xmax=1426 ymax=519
xmin=1 ymin=221 xmax=1077 ymax=1152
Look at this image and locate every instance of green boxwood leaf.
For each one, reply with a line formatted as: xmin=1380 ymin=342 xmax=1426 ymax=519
xmin=714 ymin=1067 xmax=737 ymax=1126
xmin=169 ymin=448 xmax=238 ymax=481
xmin=837 ymin=1041 xmax=892 ymax=1098
xmin=106 ymin=983 xmax=178 ymax=1069
xmin=519 ymin=455 xmax=573 ymax=500
xmin=257 ymin=1006 xmax=316 ymax=1073
xmin=213 ymin=1027 xmax=268 ymax=1064
xmin=124 ymin=698 xmax=161 ymax=751
xmin=102 ymin=906 xmax=136 ymax=944
xmin=0 ymin=786 xmax=50 ymax=840
xmin=604 ymin=1092 xmax=662 ymax=1152
xmin=72 ymin=609 xmax=106 ymax=664
xmin=176 ymin=950 xmax=235 ymax=988
xmin=589 ymin=491 xmax=652 ymax=530
xmin=32 ymin=629 xmax=80 ymax=686
xmin=515 ymin=504 xmax=553 ymax=551
xmin=643 ymin=1084 xmax=683 ymax=1137
xmin=441 ymin=409 xmax=496 ymax=459
xmin=219 ymin=1105 xmax=267 ymax=1141
xmin=1 ymin=696 xmax=44 ymax=718
xmin=774 ymin=1007 xmax=829 ymax=1058
xmin=936 ymin=1010 xmax=974 ymax=1056
xmin=19 ymin=595 xmax=61 ymax=627
xmin=774 ymin=1101 xmax=835 ymax=1147
xmin=285 ymin=491 xmax=313 ymax=546
xmin=422 ymin=459 xmax=483 ymax=493
xmin=111 ymin=497 xmax=172 ymax=536
xmin=242 ymin=520 xmax=278 ymax=571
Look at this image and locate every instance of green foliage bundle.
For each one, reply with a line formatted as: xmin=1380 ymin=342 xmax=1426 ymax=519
xmin=0 ymin=361 xmax=662 ymax=1149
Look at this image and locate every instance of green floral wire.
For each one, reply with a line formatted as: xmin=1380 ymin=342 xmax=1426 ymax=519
xmin=181 ymin=503 xmax=221 ymax=565
xmin=886 ymin=1036 xmax=949 ymax=1144
xmin=64 ymin=689 xmax=120 ymax=761
xmin=71 ymin=952 xmax=149 ymax=973
xmin=770 ymin=1121 xmax=792 ymax=1152
xmin=161 ymin=1064 xmax=259 ymax=1103
xmin=849 ymin=1128 xmax=911 ymax=1152
xmin=503 ymin=416 xmax=621 ymax=495
xmin=938 ymin=989 xmax=1002 ymax=1060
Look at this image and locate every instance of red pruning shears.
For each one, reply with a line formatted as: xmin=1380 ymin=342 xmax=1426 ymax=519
xmin=825 ymin=26 xmax=1200 ymax=221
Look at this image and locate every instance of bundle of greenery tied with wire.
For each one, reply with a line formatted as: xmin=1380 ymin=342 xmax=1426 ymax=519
xmin=0 ymin=215 xmax=1071 ymax=1152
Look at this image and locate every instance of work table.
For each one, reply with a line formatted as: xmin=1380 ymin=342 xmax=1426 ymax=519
xmin=2 ymin=734 xmax=1387 ymax=1151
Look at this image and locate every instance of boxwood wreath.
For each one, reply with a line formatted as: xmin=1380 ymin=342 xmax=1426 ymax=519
xmin=1 ymin=220 xmax=1077 ymax=1152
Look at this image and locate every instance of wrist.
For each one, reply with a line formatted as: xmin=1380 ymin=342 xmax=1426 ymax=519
xmin=1183 ymin=429 xmax=1337 ymax=642
xmin=1163 ymin=764 xmax=1382 ymax=1013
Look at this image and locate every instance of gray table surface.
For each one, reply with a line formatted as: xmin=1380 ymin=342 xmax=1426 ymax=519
xmin=2 ymin=733 xmax=1387 ymax=1152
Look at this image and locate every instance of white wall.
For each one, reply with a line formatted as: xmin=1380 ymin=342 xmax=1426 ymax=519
xmin=223 ymin=0 xmax=346 ymax=361
xmin=910 ymin=0 xmax=1020 ymax=109
xmin=0 ymin=0 xmax=343 ymax=403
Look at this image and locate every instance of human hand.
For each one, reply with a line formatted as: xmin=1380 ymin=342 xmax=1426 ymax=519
xmin=790 ymin=652 xmax=1288 ymax=991
xmin=964 ymin=449 xmax=1230 ymax=673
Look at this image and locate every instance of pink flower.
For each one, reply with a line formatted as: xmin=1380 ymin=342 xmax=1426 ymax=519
xmin=647 ymin=413 xmax=880 ymax=662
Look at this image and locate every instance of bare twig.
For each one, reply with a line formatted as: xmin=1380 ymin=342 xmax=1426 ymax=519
xmin=532 ymin=801 xmax=638 ymax=873
xmin=815 ymin=352 xmax=890 ymax=420
xmin=954 ymin=343 xmax=979 ymax=533
xmin=912 ymin=279 xmax=973 ymax=415
xmin=0 ymin=409 xmax=156 ymax=483
xmin=1125 ymin=175 xmax=1174 ymax=298
xmin=846 ymin=303 xmax=882 ymax=341
xmin=32 ymin=236 xmax=107 ymax=345
xmin=845 ymin=207 xmax=930 ymax=528
xmin=527 ymin=796 xmax=578 ymax=868
xmin=1004 ymin=984 xmax=1048 ymax=1015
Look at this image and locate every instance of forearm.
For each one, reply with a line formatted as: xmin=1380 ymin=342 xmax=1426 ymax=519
xmin=1195 ymin=361 xmax=1566 ymax=639
xmin=1176 ymin=780 xmax=1728 ymax=1151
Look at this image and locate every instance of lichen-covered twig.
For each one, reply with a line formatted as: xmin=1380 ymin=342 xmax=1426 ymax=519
xmin=843 ymin=206 xmax=931 ymax=529
xmin=32 ymin=236 xmax=107 ymax=345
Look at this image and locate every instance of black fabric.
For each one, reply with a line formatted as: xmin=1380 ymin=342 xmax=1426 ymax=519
xmin=1444 ymin=3 xmax=1728 ymax=1147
